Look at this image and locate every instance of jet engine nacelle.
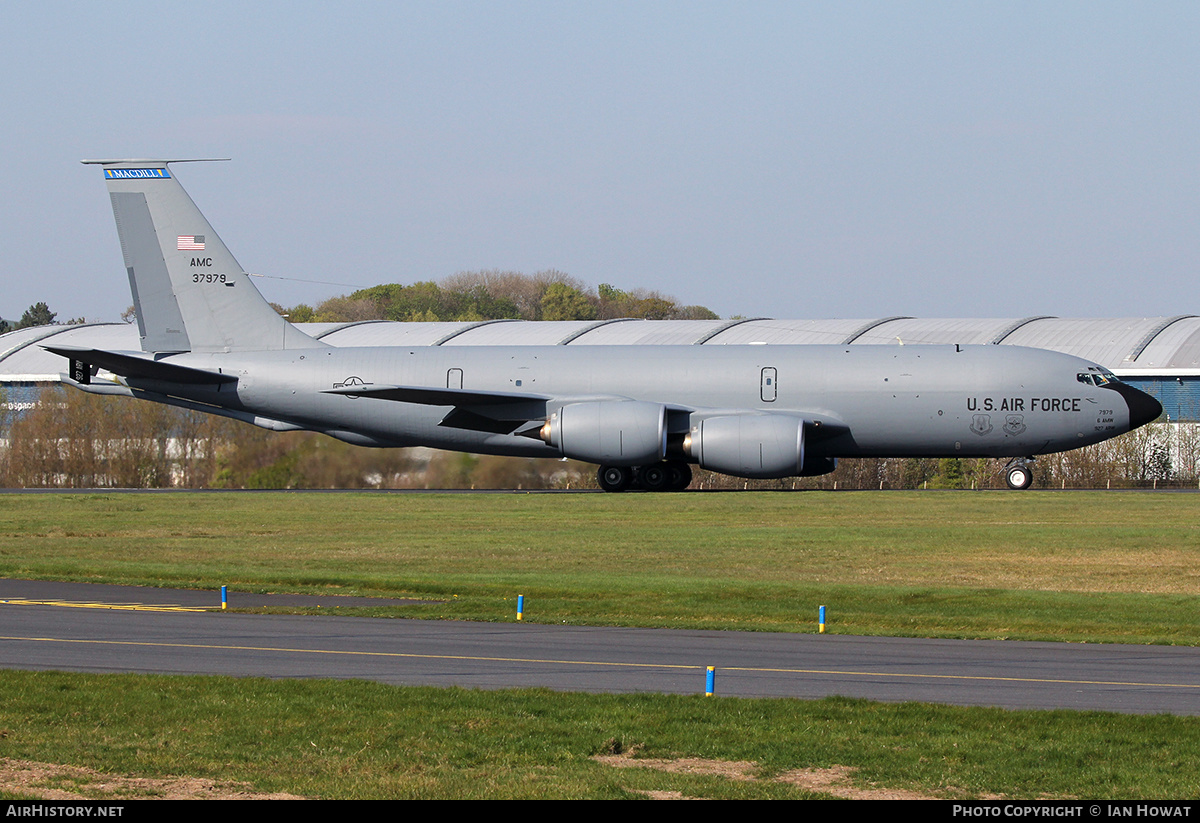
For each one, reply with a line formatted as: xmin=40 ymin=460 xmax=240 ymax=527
xmin=683 ymin=414 xmax=808 ymax=479
xmin=541 ymin=400 xmax=667 ymax=466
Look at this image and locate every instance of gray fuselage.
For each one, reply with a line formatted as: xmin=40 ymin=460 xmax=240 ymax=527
xmin=149 ymin=342 xmax=1148 ymax=462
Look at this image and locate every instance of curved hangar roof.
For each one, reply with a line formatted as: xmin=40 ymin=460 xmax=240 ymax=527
xmin=3 ymin=315 xmax=1200 ymax=381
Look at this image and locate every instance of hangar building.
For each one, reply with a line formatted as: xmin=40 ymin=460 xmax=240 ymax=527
xmin=2 ymin=315 xmax=1198 ymax=421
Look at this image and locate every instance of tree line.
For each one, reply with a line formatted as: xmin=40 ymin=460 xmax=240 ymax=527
xmin=0 ymin=301 xmax=91 ymax=333
xmin=0 ymin=386 xmax=593 ymax=490
xmin=7 ymin=271 xmax=719 ymax=330
xmin=0 ymin=302 xmax=56 ymax=334
xmin=273 ymin=270 xmax=718 ymax=324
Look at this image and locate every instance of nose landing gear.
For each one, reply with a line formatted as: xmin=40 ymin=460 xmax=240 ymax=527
xmin=1004 ymin=459 xmax=1035 ymax=490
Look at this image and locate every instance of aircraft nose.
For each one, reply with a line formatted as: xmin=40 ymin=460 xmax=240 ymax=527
xmin=1107 ymin=382 xmax=1163 ymax=430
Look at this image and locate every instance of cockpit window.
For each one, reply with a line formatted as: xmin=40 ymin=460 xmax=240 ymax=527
xmin=1078 ymin=371 xmax=1119 ymax=386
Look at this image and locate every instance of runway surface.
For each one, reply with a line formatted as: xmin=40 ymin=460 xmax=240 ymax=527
xmin=2 ymin=580 xmax=1198 ymax=714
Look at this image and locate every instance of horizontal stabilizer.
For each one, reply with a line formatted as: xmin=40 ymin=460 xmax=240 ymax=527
xmin=44 ymin=345 xmax=237 ymax=385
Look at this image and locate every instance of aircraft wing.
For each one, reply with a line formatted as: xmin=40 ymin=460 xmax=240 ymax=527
xmin=324 ymin=383 xmax=557 ymax=435
xmin=322 ymin=384 xmax=696 ymax=437
xmin=43 ymin=345 xmax=238 ymax=386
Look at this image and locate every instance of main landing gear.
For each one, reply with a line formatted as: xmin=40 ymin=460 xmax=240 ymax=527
xmin=1004 ymin=459 xmax=1035 ymax=490
xmin=597 ymin=461 xmax=693 ymax=493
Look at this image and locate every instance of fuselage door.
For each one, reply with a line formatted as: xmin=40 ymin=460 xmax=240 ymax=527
xmin=761 ymin=367 xmax=777 ymax=402
xmin=447 ymin=368 xmax=463 ymax=390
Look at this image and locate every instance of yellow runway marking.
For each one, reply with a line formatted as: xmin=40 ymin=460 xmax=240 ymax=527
xmin=0 ymin=634 xmax=1197 ymax=691
xmin=1 ymin=599 xmax=208 ymax=613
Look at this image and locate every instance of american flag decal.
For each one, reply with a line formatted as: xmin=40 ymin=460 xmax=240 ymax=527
xmin=177 ymin=235 xmax=205 ymax=250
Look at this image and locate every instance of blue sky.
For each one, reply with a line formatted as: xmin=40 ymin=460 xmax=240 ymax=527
xmin=2 ymin=1 xmax=1197 ymax=322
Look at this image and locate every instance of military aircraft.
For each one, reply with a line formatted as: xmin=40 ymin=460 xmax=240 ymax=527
xmin=50 ymin=159 xmax=1162 ymax=491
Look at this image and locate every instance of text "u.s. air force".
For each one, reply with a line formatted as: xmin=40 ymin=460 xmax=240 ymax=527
xmin=967 ymin=397 xmax=1082 ymax=412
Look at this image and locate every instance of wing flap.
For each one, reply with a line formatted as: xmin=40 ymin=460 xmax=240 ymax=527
xmin=323 ymin=384 xmax=549 ymax=406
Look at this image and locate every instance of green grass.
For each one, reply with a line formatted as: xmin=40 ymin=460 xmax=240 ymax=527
xmin=1 ymin=670 xmax=1198 ymax=799
xmin=3 ymin=491 xmax=1200 ymax=799
xmin=1 ymin=491 xmax=1199 ymax=642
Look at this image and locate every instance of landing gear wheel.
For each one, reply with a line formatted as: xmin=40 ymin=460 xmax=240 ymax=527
xmin=637 ymin=463 xmax=670 ymax=492
xmin=1005 ymin=464 xmax=1034 ymax=490
xmin=665 ymin=461 xmax=693 ymax=491
xmin=597 ymin=465 xmax=634 ymax=493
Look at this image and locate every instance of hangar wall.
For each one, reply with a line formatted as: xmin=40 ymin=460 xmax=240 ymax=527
xmin=2 ymin=316 xmax=1199 ymax=421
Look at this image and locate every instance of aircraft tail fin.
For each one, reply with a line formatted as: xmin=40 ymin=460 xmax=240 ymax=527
xmin=84 ymin=159 xmax=324 ymax=354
